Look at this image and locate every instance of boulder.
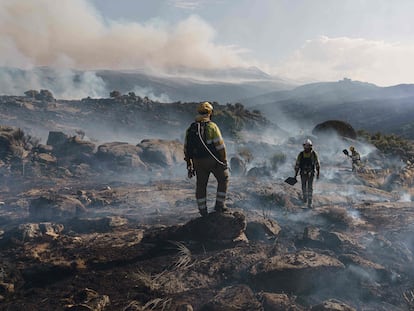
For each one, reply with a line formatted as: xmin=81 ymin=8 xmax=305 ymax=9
xmin=64 ymin=216 xmax=128 ymax=234
xmin=95 ymin=142 xmax=146 ymax=170
xmin=137 ymin=139 xmax=184 ymax=167
xmin=0 ymin=222 xmax=64 ymax=247
xmin=47 ymin=132 xmax=95 ymax=163
xmin=312 ymin=120 xmax=357 ymax=139
xmin=34 ymin=153 xmax=57 ymax=165
xmin=46 ymin=131 xmax=69 ymax=148
xmin=259 ymin=292 xmax=304 ymax=311
xmin=249 ymin=250 xmax=345 ymax=294
xmin=29 ymin=195 xmax=86 ymax=221
xmin=34 ymin=144 xmax=53 ymax=153
xmin=245 ymin=217 xmax=281 ymax=241
xmin=310 ymin=299 xmax=356 ymax=311
xmin=178 ymin=211 xmax=247 ymax=242
xmin=143 ymin=211 xmax=247 ymax=242
xmin=338 ymin=254 xmax=388 ymax=282
xmin=62 ymin=136 xmax=96 ymax=156
xmin=247 ymin=166 xmax=271 ymax=178
xmin=300 ymin=226 xmax=362 ymax=251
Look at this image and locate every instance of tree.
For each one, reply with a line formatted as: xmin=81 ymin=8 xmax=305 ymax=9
xmin=24 ymin=90 xmax=39 ymax=98
xmin=110 ymin=90 xmax=121 ymax=98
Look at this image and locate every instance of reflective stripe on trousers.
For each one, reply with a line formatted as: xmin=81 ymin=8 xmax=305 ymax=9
xmin=197 ymin=197 xmax=207 ymax=209
xmin=216 ymin=191 xmax=226 ymax=203
xmin=193 ymin=157 xmax=229 ymax=207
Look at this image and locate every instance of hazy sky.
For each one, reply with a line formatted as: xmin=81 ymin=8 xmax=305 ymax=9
xmin=1 ymin=0 xmax=414 ymax=86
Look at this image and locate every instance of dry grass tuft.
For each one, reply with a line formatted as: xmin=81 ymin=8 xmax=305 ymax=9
xmin=403 ymin=289 xmax=414 ymax=310
xmin=132 ymin=269 xmax=166 ymax=292
xmin=123 ymin=300 xmax=142 ymax=311
xmin=169 ymin=241 xmax=194 ymax=270
xmin=142 ymin=297 xmax=172 ymax=311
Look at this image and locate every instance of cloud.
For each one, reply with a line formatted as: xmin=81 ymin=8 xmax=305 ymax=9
xmin=0 ymin=0 xmax=249 ymax=72
xmin=167 ymin=0 xmax=224 ymax=10
xmin=168 ymin=0 xmax=204 ymax=10
xmin=275 ymin=36 xmax=414 ymax=86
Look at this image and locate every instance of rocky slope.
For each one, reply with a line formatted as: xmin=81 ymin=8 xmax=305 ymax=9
xmin=0 ymin=94 xmax=414 ymax=310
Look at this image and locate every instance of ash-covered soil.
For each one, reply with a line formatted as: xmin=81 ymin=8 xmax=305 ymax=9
xmin=1 ymin=94 xmax=414 ymax=310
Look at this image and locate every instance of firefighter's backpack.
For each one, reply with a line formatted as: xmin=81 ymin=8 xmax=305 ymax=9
xmin=186 ymin=121 xmax=211 ymax=158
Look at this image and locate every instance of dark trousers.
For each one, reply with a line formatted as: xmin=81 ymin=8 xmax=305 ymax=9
xmin=193 ymin=157 xmax=229 ymax=210
xmin=300 ymin=172 xmax=314 ymax=203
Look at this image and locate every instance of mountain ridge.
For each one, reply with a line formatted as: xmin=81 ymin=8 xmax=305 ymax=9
xmin=0 ymin=66 xmax=295 ymax=103
xmin=241 ymin=79 xmax=414 ymax=139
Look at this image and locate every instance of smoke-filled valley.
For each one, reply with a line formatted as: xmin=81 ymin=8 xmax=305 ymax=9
xmin=0 ymin=81 xmax=414 ymax=311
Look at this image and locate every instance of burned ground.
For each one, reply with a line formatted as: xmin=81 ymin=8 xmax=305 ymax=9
xmin=1 ymin=95 xmax=414 ymax=310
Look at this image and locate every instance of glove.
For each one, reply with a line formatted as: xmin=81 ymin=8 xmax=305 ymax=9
xmin=316 ymin=173 xmax=320 ymax=180
xmin=186 ymin=158 xmax=194 ymax=178
xmin=187 ymin=162 xmax=195 ymax=178
xmin=187 ymin=168 xmax=195 ymax=178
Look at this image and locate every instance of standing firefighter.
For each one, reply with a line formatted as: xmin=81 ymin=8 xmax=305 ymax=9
xmin=349 ymin=146 xmax=361 ymax=172
xmin=294 ymin=139 xmax=320 ymax=208
xmin=184 ymin=101 xmax=229 ymax=217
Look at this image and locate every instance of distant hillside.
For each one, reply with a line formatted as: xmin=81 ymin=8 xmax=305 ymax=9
xmin=243 ymin=79 xmax=414 ymax=106
xmin=241 ymin=79 xmax=414 ymax=139
xmin=0 ymin=93 xmax=284 ymax=144
xmin=95 ymin=68 xmax=294 ymax=103
xmin=0 ymin=66 xmax=294 ymax=103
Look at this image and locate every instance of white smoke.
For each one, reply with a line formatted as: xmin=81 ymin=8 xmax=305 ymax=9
xmin=398 ymin=192 xmax=412 ymax=202
xmin=132 ymin=86 xmax=171 ymax=103
xmin=0 ymin=0 xmax=255 ymax=98
xmin=0 ymin=67 xmax=107 ymax=99
xmin=0 ymin=0 xmax=249 ymax=72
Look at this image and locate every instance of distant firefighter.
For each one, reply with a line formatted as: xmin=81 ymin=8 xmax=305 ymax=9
xmin=294 ymin=139 xmax=320 ymax=208
xmin=184 ymin=101 xmax=229 ymax=217
xmin=348 ymin=146 xmax=361 ymax=172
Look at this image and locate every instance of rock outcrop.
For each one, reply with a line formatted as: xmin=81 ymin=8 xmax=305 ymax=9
xmin=313 ymin=120 xmax=357 ymax=139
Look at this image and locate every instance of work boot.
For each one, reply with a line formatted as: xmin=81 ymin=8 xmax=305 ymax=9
xmin=214 ymin=203 xmax=229 ymax=213
xmin=302 ymin=195 xmax=307 ymax=204
xmin=307 ymin=199 xmax=313 ymax=208
xmin=198 ymin=208 xmax=208 ymax=217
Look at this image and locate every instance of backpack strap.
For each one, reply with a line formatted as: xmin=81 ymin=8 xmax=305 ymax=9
xmin=196 ymin=121 xmax=226 ymax=166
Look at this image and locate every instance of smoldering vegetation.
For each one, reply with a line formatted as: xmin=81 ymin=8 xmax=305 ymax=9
xmin=1 ymin=92 xmax=414 ymax=310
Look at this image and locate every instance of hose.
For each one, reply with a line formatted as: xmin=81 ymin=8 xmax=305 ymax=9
xmin=197 ymin=122 xmax=227 ymax=167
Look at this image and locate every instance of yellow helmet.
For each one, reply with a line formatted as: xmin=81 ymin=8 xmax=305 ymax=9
xmin=350 ymin=146 xmax=355 ymax=151
xmin=197 ymin=101 xmax=213 ymax=115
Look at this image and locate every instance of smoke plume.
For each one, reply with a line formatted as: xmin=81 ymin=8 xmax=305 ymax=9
xmin=0 ymin=0 xmax=248 ymax=72
xmin=0 ymin=0 xmax=253 ymax=98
